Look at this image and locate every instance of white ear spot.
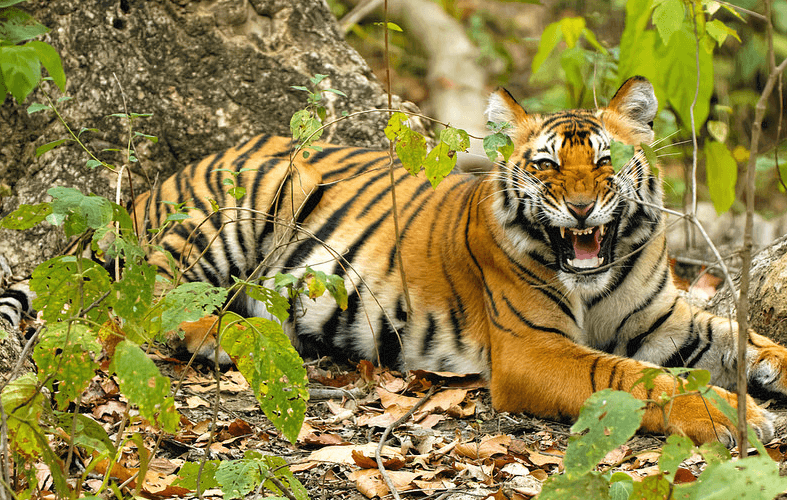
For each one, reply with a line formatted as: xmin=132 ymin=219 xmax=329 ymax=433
xmin=486 ymin=88 xmax=527 ymax=137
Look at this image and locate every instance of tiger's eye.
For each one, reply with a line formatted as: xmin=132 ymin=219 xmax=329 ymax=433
xmin=597 ymin=156 xmax=611 ymax=168
xmin=535 ymin=159 xmax=557 ymax=171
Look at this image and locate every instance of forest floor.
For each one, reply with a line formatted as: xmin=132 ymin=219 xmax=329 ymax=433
xmin=68 ymin=348 xmax=787 ymax=500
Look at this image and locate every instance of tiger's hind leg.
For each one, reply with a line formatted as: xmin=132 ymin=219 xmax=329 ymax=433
xmin=747 ymin=331 xmax=787 ymax=397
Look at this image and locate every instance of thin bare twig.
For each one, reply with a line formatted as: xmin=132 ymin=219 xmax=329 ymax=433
xmin=375 ymin=384 xmax=439 ymax=500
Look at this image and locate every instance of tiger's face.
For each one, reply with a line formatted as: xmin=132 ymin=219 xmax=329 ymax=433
xmin=486 ymin=77 xmax=660 ymax=291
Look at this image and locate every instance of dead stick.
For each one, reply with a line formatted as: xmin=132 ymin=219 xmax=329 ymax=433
xmin=374 ymin=384 xmax=439 ymax=500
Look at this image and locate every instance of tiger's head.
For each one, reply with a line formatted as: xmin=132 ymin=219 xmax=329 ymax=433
xmin=486 ymin=76 xmax=662 ymax=292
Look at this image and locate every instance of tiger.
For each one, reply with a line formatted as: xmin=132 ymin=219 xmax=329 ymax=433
xmin=13 ymin=76 xmax=787 ymax=446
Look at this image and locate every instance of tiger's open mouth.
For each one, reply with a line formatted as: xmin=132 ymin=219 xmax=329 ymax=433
xmin=549 ymin=220 xmax=618 ymax=274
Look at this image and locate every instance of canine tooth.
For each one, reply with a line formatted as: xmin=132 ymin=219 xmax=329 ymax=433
xmin=599 ymin=224 xmax=606 ymax=236
xmin=599 ymin=256 xmax=604 ymax=265
xmin=560 ymin=227 xmax=566 ymax=239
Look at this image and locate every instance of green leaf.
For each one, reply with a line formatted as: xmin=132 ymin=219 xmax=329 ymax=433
xmin=564 ymin=389 xmax=645 ymax=477
xmin=619 ymin=0 xmax=658 ymax=86
xmin=26 ymin=102 xmax=50 ymax=114
xmin=227 ymin=186 xmax=246 ymax=200
xmin=707 ymin=120 xmax=728 ymax=143
xmin=290 ymin=109 xmax=322 ymax=144
xmin=110 ymin=340 xmax=179 ymax=432
xmin=659 ymin=434 xmax=695 ymax=482
xmin=658 ymin=27 xmax=714 ymax=132
xmin=609 ymin=472 xmax=634 ymax=500
xmin=173 ymin=460 xmax=221 ymax=491
xmin=35 ymin=138 xmax=69 ymax=157
xmin=706 ymin=19 xmax=740 ymax=46
xmin=384 ymin=111 xmax=408 ymax=142
xmin=395 ymin=127 xmax=427 ymax=176
xmin=539 ymin=471 xmax=611 ymax=499
xmin=439 ymin=127 xmax=470 ymax=153
xmin=27 ymin=40 xmax=66 ymax=92
xmin=683 ymin=454 xmax=787 ymax=499
xmin=220 ymin=316 xmax=308 ymax=444
xmin=610 ymin=140 xmax=635 ymax=173
xmin=483 ymin=132 xmax=515 ymax=162
xmin=0 ymin=44 xmax=40 ymax=102
xmin=559 ymin=17 xmax=586 ymax=49
xmin=0 ymin=202 xmax=52 ymax=230
xmin=0 ymin=7 xmax=48 ymax=44
xmin=0 ymin=0 xmax=29 ymax=8
xmin=234 ymin=277 xmax=290 ymax=323
xmin=85 ymin=159 xmax=102 ymax=169
xmin=157 ymin=281 xmax=228 ymax=334
xmin=56 ymin=412 xmax=116 ymax=456
xmin=653 ymin=0 xmax=684 ymax=45
xmin=531 ymin=21 xmax=562 ymax=75
xmin=640 ymin=142 xmax=659 ymax=175
xmin=215 ymin=454 xmax=268 ymax=500
xmin=134 ymin=131 xmax=158 ymax=143
xmin=302 ymin=267 xmax=347 ymax=309
xmin=46 ymin=187 xmax=114 ymax=237
xmin=261 ymin=455 xmax=309 ymax=500
xmin=1 ymin=373 xmax=46 ymax=459
xmin=632 ymin=474 xmax=672 ymax=499
xmin=704 ymin=140 xmax=737 ymax=214
xmin=34 ymin=323 xmax=100 ymax=409
xmin=423 ymin=141 xmax=456 ymax=189
xmin=112 ymin=260 xmax=157 ymax=329
xmin=31 ymin=256 xmax=113 ymax=323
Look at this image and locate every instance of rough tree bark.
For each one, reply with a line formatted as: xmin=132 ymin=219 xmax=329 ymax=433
xmin=0 ymin=0 xmax=422 ymax=276
xmin=710 ymin=236 xmax=787 ymax=347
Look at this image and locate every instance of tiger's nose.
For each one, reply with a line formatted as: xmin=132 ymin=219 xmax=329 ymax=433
xmin=566 ymin=201 xmax=595 ymax=221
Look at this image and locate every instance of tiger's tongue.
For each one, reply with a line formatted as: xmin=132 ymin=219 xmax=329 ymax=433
xmin=571 ymin=230 xmax=601 ymax=259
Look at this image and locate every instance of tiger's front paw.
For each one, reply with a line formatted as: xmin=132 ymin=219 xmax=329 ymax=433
xmin=645 ymin=388 xmax=775 ymax=446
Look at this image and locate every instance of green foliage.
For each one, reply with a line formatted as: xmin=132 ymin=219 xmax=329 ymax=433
xmin=290 ymin=74 xmax=346 ymax=155
xmin=33 ymin=323 xmax=100 ymax=409
xmin=207 ymin=451 xmax=309 ymax=500
xmin=0 ymin=1 xmax=65 ymax=102
xmin=220 ymin=315 xmax=309 ymax=444
xmin=704 ymin=140 xmax=737 ymax=214
xmin=540 ymin=371 xmax=787 ymax=500
xmin=564 ymin=390 xmax=645 ymax=477
xmin=110 ymin=340 xmax=180 ymax=433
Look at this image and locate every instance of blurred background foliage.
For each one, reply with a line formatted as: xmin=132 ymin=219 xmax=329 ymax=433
xmin=329 ymin=0 xmax=787 ymax=221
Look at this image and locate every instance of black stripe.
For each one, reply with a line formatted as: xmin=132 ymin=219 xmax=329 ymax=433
xmin=281 ymin=169 xmax=390 ymax=271
xmin=614 ymin=247 xmax=669 ymax=333
xmin=502 ymin=296 xmax=570 ymax=338
xmin=590 ymin=357 xmax=600 ymax=392
xmin=664 ymin=320 xmax=700 ymax=367
xmin=686 ymin=319 xmax=714 ymax=367
xmin=421 ymin=313 xmax=439 ymax=357
xmin=386 ymin=182 xmax=432 ymax=273
xmin=625 ymin=297 xmax=679 ymax=358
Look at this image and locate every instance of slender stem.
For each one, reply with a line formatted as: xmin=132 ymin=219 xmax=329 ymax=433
xmin=688 ymin=3 xmax=701 ymax=249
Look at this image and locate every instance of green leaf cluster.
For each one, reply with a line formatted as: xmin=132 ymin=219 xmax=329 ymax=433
xmin=540 ymin=372 xmax=787 ymax=499
xmin=0 ymin=1 xmax=65 ymax=102
xmin=176 ymin=451 xmax=307 ymax=500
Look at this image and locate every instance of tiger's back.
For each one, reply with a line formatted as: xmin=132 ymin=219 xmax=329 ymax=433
xmin=135 ymin=77 xmax=787 ymax=446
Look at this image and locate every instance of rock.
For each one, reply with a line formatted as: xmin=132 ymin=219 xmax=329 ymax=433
xmin=0 ymin=0 xmax=423 ymax=275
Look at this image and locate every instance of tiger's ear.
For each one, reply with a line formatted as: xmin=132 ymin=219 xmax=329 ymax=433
xmin=607 ymin=76 xmax=658 ymax=127
xmin=486 ymin=88 xmax=528 ymax=136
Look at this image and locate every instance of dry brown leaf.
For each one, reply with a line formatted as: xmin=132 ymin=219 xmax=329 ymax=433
xmin=184 ymin=395 xmax=209 ymax=408
xmin=529 ymin=469 xmax=548 ymax=481
xmin=525 ymin=449 xmax=563 ymax=468
xmin=378 ymin=388 xmax=419 ymax=409
xmin=348 ymin=469 xmax=419 ymax=499
xmin=351 ymin=450 xmax=406 ymax=470
xmin=227 ymin=418 xmax=253 ymax=437
xmin=456 ymin=435 xmax=511 ymax=460
xmin=674 ymin=467 xmax=697 ymax=484
xmin=290 ymin=442 xmax=404 ymax=472
xmin=601 ymin=445 xmax=631 ymax=465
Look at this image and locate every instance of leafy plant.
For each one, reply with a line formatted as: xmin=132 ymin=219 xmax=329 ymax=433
xmin=0 ymin=0 xmax=65 ymax=102
xmin=540 ymin=382 xmax=787 ymax=500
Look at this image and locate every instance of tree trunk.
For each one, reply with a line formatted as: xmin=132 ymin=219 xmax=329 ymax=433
xmin=709 ymin=236 xmax=787 ymax=346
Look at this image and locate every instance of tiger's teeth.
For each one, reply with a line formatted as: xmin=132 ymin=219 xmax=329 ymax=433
xmin=599 ymin=224 xmax=606 ymax=236
xmin=560 ymin=227 xmax=566 ymax=239
xmin=568 ymin=257 xmax=601 ymax=268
